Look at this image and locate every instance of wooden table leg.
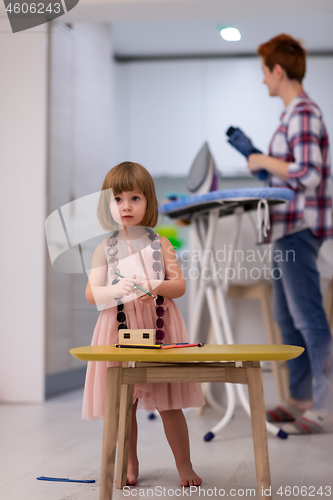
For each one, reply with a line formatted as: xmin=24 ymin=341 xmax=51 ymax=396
xmin=100 ymin=367 xmax=122 ymax=500
xmin=116 ymin=383 xmax=135 ymax=489
xmin=246 ymin=364 xmax=272 ymax=500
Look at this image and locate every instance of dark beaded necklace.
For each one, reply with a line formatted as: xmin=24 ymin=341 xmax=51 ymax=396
xmin=108 ymin=228 xmax=165 ymax=344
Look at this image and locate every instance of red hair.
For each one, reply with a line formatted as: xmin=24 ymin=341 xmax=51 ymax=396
xmin=258 ymin=34 xmax=306 ymax=83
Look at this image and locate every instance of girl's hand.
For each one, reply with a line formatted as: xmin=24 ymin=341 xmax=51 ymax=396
xmin=112 ymin=275 xmax=141 ymax=298
xmin=134 ymin=279 xmax=159 ymax=304
xmin=138 ymin=293 xmax=156 ymax=304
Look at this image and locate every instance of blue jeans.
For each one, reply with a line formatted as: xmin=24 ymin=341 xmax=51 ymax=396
xmin=273 ymin=229 xmax=333 ymax=411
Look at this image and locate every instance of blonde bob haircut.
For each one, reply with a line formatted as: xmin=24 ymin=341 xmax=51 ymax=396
xmin=97 ymin=162 xmax=159 ymax=231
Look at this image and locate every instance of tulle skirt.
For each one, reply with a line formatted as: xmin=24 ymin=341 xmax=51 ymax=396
xmin=82 ymin=297 xmax=205 ymax=419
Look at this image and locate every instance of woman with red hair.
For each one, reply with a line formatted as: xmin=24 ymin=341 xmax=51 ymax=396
xmin=249 ymin=34 xmax=333 ymax=434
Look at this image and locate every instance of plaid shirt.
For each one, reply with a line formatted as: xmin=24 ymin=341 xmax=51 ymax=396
xmin=266 ymin=92 xmax=333 ymax=242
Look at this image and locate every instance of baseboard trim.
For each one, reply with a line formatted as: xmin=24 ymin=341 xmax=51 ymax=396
xmin=45 ymin=366 xmax=87 ymax=399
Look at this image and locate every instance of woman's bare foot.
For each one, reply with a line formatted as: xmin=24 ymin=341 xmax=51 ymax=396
xmin=288 ymin=397 xmax=313 ymax=411
xmin=127 ymin=460 xmax=139 ymax=486
xmin=178 ymin=464 xmax=202 ymax=487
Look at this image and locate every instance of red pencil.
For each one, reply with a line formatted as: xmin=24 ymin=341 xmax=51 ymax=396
xmin=161 ymin=343 xmax=204 ymax=350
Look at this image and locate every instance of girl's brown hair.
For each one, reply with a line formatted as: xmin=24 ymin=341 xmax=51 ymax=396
xmin=97 ymin=162 xmax=159 ymax=231
xmin=258 ymin=34 xmax=306 ymax=83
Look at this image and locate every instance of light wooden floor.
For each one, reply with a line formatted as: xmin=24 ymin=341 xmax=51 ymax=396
xmin=1 ymin=375 xmax=333 ymax=500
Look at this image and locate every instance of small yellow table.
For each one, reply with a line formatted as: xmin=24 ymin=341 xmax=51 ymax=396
xmin=70 ymin=344 xmax=303 ymax=500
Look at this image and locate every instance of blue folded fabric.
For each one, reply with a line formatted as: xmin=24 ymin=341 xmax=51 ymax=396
xmin=164 ymin=192 xmax=190 ymax=201
xmin=36 ymin=476 xmax=95 ymax=483
xmin=226 ymin=127 xmax=268 ymax=180
xmin=227 ymin=127 xmax=262 ymax=158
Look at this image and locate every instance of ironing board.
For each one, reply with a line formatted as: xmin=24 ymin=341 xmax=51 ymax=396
xmin=70 ymin=344 xmax=303 ymax=500
xmin=161 ymin=187 xmax=294 ymax=439
xmin=161 ymin=187 xmax=294 ymax=219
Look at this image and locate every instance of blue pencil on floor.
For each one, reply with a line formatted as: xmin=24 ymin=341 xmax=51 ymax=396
xmin=36 ymin=476 xmax=95 ymax=483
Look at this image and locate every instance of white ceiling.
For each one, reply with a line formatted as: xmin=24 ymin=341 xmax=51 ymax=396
xmin=58 ymin=0 xmax=333 ymax=22
xmin=62 ymin=0 xmax=333 ymax=57
xmin=1 ymin=0 xmax=333 ymax=56
xmin=112 ymin=15 xmax=333 ymax=58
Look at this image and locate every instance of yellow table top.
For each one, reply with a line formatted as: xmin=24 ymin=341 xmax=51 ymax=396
xmin=70 ymin=344 xmax=303 ymax=363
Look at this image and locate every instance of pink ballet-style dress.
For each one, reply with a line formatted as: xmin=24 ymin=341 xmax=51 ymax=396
xmin=82 ymin=228 xmax=205 ymax=420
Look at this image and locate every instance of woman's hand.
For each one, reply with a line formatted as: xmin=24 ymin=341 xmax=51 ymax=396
xmin=248 ymin=154 xmax=289 ymax=181
xmin=248 ymin=153 xmax=267 ymax=172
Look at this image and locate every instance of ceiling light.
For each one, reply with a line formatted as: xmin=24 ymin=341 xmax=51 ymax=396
xmin=220 ymin=27 xmax=241 ymax=42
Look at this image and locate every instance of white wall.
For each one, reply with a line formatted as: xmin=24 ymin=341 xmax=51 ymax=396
xmin=46 ymin=23 xmax=114 ymax=377
xmin=72 ymin=24 xmax=115 ymax=197
xmin=0 ymin=19 xmax=115 ymax=401
xmin=113 ymin=56 xmax=333 ymax=176
xmin=0 ymin=19 xmax=47 ymax=402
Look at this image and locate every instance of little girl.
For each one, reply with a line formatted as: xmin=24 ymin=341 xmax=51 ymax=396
xmin=82 ymin=161 xmax=205 ymax=487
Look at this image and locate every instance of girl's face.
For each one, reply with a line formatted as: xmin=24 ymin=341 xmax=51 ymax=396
xmin=110 ymin=189 xmax=147 ymax=227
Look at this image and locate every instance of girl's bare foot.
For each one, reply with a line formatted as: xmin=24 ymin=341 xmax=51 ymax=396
xmin=127 ymin=460 xmax=139 ymax=486
xmin=178 ymin=464 xmax=202 ymax=487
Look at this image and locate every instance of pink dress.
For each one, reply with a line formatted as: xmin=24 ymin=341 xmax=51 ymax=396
xmin=82 ymin=229 xmax=205 ymax=419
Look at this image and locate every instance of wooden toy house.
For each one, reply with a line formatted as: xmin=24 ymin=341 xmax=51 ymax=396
xmin=119 ymin=329 xmax=156 ymax=345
